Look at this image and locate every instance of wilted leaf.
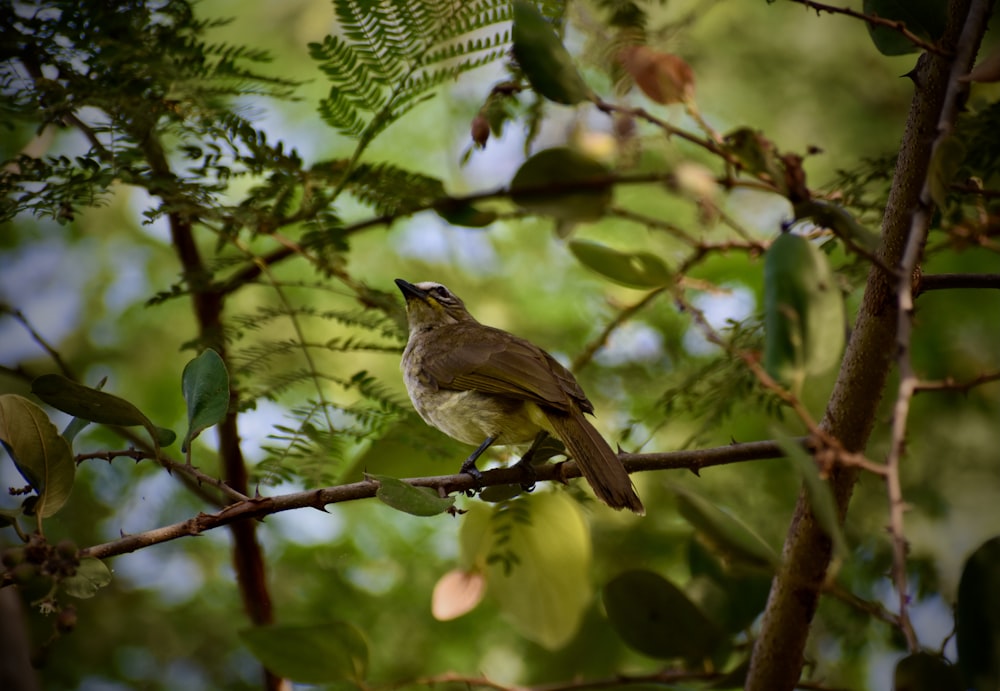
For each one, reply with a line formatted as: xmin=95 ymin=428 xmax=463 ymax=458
xmin=240 ymin=623 xmax=368 ymax=684
xmin=957 ymin=537 xmax=1000 ymax=690
xmin=512 ymin=0 xmax=591 ymax=105
xmin=510 ymin=148 xmax=612 ymax=221
xmin=618 ymin=45 xmax=694 ymax=105
xmin=0 ymin=394 xmax=75 ymax=518
xmin=181 ymin=348 xmax=230 ymax=452
xmin=372 ymin=474 xmax=455 ymax=516
xmin=569 ymin=240 xmax=671 ymax=288
xmin=62 ymin=558 xmax=112 ymax=599
xmin=432 ymin=568 xmax=486 ymax=620
xmin=604 ymin=569 xmax=724 ymax=661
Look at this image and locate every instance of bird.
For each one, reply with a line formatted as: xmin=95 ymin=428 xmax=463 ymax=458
xmin=395 ymin=278 xmax=644 ymax=514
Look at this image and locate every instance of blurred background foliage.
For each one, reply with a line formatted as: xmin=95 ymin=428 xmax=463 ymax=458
xmin=1 ymin=0 xmax=999 ymax=689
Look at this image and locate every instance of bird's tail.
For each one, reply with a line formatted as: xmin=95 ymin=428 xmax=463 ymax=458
xmin=544 ymin=408 xmax=644 ymax=514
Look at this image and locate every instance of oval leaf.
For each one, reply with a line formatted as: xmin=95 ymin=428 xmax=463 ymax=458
xmin=863 ymin=0 xmax=946 ymax=56
xmin=0 ymin=394 xmax=75 ymax=518
xmin=460 ymin=493 xmax=592 ymax=649
xmin=432 ymin=568 xmax=487 ymax=621
xmin=510 ymin=148 xmax=612 ymax=222
xmin=670 ymin=484 xmax=779 ymax=570
xmin=31 ymin=374 xmax=165 ymax=451
xmin=604 ymin=569 xmax=724 ymax=661
xmin=434 ymin=199 xmax=498 ymax=228
xmin=569 ymin=239 xmax=672 ymax=288
xmin=763 ymin=232 xmax=845 ymax=396
xmin=240 ymin=622 xmax=368 ymax=685
xmin=957 ymin=536 xmax=1000 ymax=690
xmin=894 ymin=652 xmax=962 ymax=691
xmin=181 ymin=349 xmax=230 ymax=452
xmin=512 ymin=1 xmax=591 ymax=105
xmin=62 ymin=557 xmax=112 ymax=599
xmin=372 ymin=474 xmax=455 ymax=516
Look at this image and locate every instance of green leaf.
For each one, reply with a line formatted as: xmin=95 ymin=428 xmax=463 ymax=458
xmin=62 ymin=558 xmax=112 ymax=599
xmin=433 ymin=199 xmax=498 ymax=228
xmin=569 ymin=239 xmax=672 ymax=288
xmin=181 ymin=348 xmax=230 ymax=452
xmin=460 ymin=493 xmax=592 ymax=649
xmin=894 ymin=652 xmax=962 ymax=691
xmin=510 ymin=148 xmax=613 ymax=222
xmin=763 ymin=232 xmax=845 ymax=396
xmin=957 ymin=536 xmax=1000 ymax=690
xmin=863 ymin=0 xmax=947 ymax=56
xmin=371 ymin=474 xmax=455 ymax=516
xmin=512 ymin=1 xmax=592 ymax=105
xmin=31 ymin=374 xmax=167 ymax=452
xmin=604 ymin=569 xmax=724 ymax=661
xmin=670 ymin=484 xmax=779 ymax=570
xmin=794 ymin=199 xmax=880 ymax=252
xmin=0 ymin=394 xmax=75 ymax=518
xmin=775 ymin=429 xmax=847 ymax=558
xmin=240 ymin=622 xmax=369 ymax=684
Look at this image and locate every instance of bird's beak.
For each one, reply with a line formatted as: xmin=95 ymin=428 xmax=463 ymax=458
xmin=395 ymin=278 xmax=428 ymax=303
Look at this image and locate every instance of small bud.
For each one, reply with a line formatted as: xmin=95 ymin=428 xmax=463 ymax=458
xmin=2 ymin=547 xmax=25 ymax=568
xmin=470 ymin=114 xmax=490 ymax=148
xmin=56 ymin=540 xmax=78 ymax=560
xmin=57 ymin=606 xmax=77 ymax=633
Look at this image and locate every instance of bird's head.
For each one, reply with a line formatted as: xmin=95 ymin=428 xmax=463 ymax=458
xmin=395 ymin=279 xmax=477 ymax=330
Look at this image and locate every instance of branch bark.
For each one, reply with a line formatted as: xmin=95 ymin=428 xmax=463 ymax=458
xmin=746 ymin=1 xmax=991 ymax=688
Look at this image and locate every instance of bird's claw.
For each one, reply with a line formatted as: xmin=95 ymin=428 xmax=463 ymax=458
xmin=459 ymin=458 xmax=484 ymax=497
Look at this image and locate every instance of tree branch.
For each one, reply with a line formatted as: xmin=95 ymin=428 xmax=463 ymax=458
xmin=915 ymin=272 xmax=1000 ymax=294
xmin=66 ymin=439 xmax=798 ymax=563
xmin=746 ymin=1 xmax=989 ymax=687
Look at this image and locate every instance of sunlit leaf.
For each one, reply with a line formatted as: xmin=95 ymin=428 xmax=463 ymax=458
xmin=510 ymin=148 xmax=612 ymax=222
xmin=569 ymin=240 xmax=671 ymax=288
xmin=181 ymin=348 xmax=230 ymax=452
xmin=0 ymin=394 xmax=75 ymax=518
xmin=372 ymin=474 xmax=455 ymax=516
xmin=459 ymin=493 xmax=592 ymax=649
xmin=604 ymin=569 xmax=724 ymax=661
xmin=240 ymin=623 xmax=368 ymax=684
xmin=957 ymin=537 xmax=1000 ymax=690
xmin=512 ymin=1 xmax=591 ymax=105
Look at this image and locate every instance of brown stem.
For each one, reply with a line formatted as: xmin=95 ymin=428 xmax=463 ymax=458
xmin=137 ymin=128 xmax=279 ymax=689
xmin=745 ymin=1 xmax=989 ymax=688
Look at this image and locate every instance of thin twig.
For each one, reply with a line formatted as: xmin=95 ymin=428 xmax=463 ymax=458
xmin=881 ymin=0 xmax=989 ymax=654
xmin=1 ymin=307 xmax=76 ymax=379
xmin=571 ymin=287 xmax=668 ymax=371
xmin=788 ymin=0 xmax=948 ymax=56
xmin=914 ymin=369 xmax=1000 ymax=393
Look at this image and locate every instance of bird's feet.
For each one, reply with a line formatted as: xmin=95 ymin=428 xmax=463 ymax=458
xmin=512 ymin=455 xmax=537 ymax=493
xmin=459 ymin=457 xmax=484 ymax=497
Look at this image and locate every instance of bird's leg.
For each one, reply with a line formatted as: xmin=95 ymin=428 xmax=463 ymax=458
xmin=512 ymin=432 xmax=548 ymax=492
xmin=459 ymin=435 xmax=497 ymax=495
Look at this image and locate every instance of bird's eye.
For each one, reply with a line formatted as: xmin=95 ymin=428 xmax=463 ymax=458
xmin=431 ymin=287 xmax=452 ymax=302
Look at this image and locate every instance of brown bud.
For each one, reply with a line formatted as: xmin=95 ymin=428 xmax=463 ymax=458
xmin=470 ymin=114 xmax=490 ymax=148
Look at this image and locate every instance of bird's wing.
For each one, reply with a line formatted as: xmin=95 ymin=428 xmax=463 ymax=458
xmin=422 ymin=325 xmax=592 ymax=414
